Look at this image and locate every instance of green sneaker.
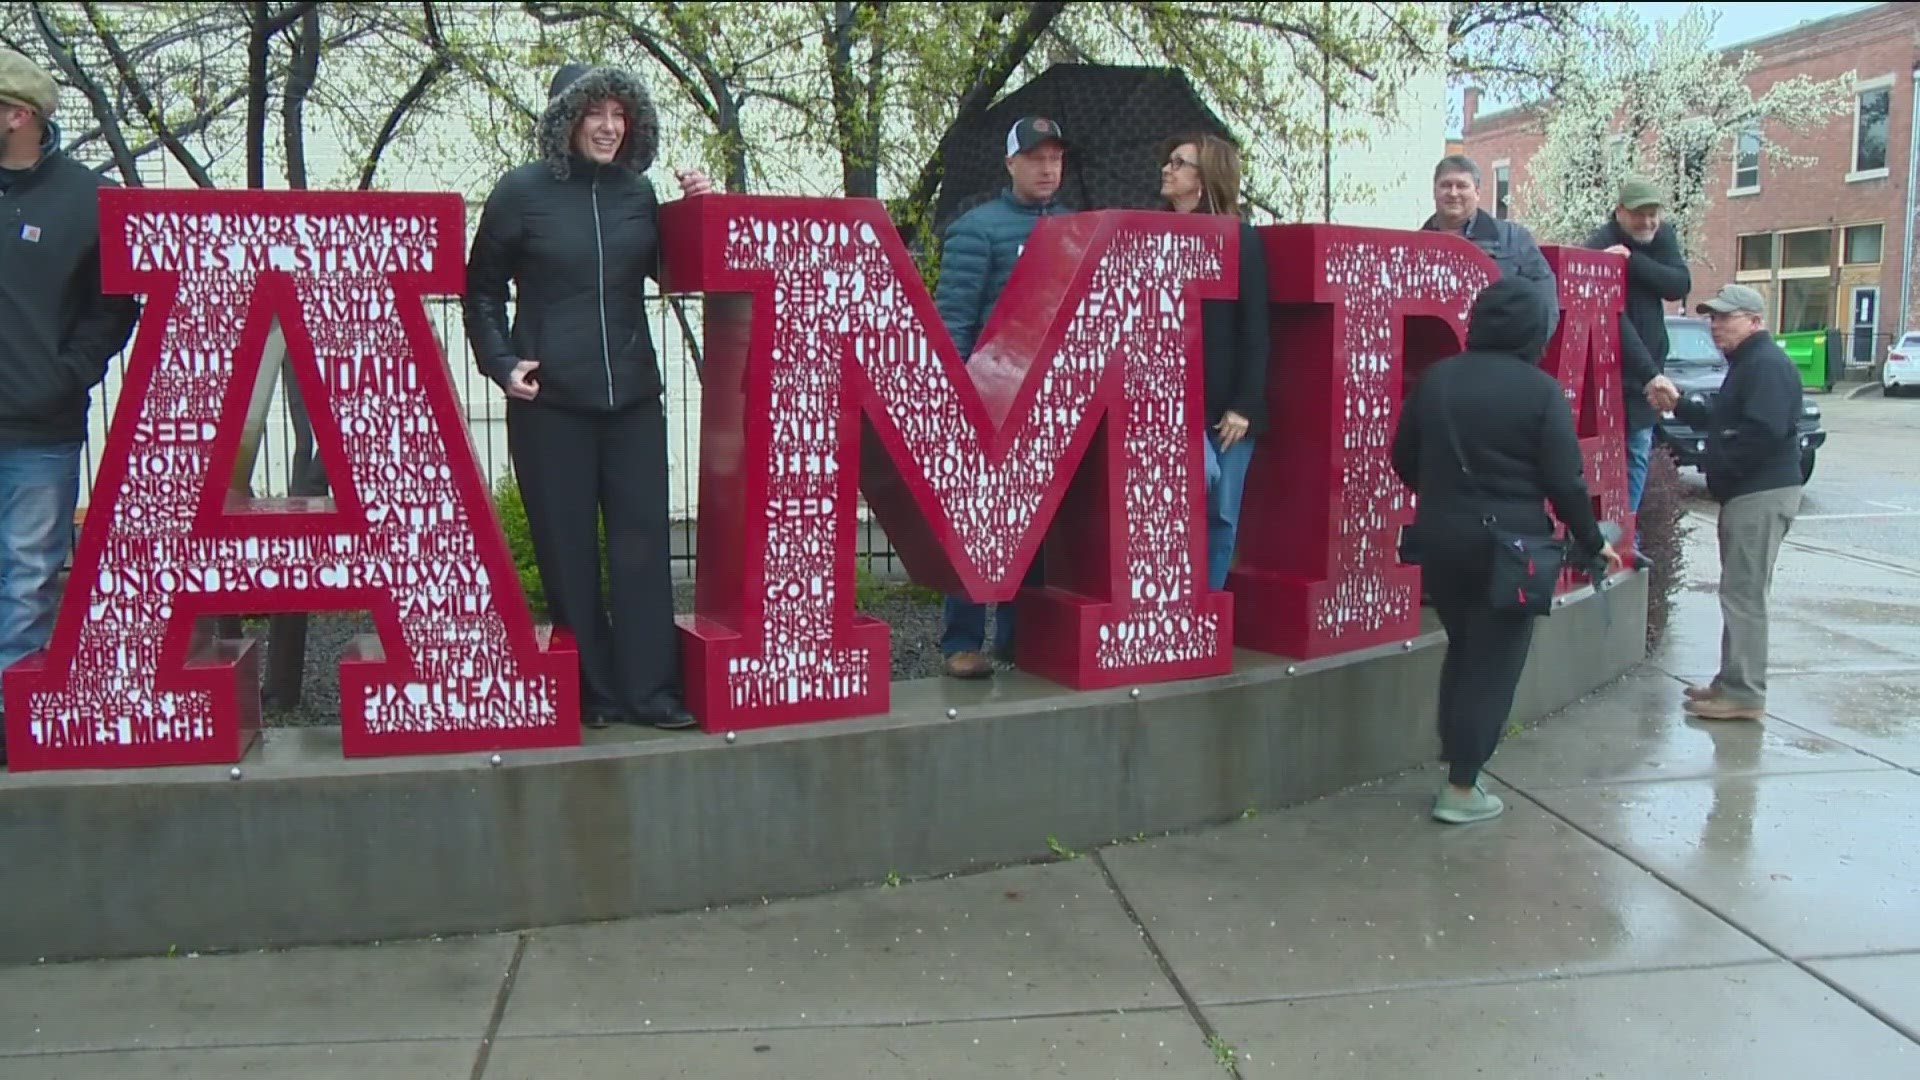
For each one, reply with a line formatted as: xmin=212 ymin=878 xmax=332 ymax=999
xmin=1432 ymin=783 xmax=1505 ymax=824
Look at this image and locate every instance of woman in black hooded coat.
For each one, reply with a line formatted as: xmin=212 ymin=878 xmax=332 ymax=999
xmin=1391 ymin=277 xmax=1622 ymax=824
xmin=463 ymin=63 xmax=713 ymax=730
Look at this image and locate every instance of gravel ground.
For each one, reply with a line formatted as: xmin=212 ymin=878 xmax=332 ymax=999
xmin=258 ymin=580 xmax=961 ymax=727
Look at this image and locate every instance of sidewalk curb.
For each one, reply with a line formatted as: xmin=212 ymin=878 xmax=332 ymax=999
xmin=1845 ymin=382 xmax=1884 ymax=401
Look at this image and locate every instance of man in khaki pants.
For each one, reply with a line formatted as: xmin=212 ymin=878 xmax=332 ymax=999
xmin=1647 ymin=284 xmax=1804 ymax=720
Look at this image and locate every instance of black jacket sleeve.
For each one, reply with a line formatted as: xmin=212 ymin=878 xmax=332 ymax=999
xmin=1626 ymin=224 xmax=1691 ymax=301
xmin=1229 ymin=222 xmax=1271 ymax=419
xmin=1711 ymin=356 xmax=1801 ymax=481
xmin=462 ymin=175 xmax=525 ymax=389
xmin=1390 ymin=378 xmax=1423 ymax=491
xmin=1671 ymin=394 xmax=1712 ymax=426
xmin=58 ymin=245 xmax=140 ymax=394
xmin=1508 ymin=221 xmax=1560 ymax=331
xmin=1535 ymin=380 xmax=1604 ymax=551
xmin=1617 ymin=311 xmax=1661 ymax=388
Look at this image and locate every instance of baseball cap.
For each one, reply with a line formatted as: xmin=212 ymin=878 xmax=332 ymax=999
xmin=1007 ymin=117 xmax=1067 ymax=157
xmin=1695 ymin=284 xmax=1766 ymax=316
xmin=1616 ymin=176 xmax=1664 ymax=210
xmin=0 ymin=48 xmax=58 ymax=118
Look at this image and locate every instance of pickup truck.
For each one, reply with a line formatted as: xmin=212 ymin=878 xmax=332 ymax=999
xmin=1653 ymin=316 xmax=1826 ymax=484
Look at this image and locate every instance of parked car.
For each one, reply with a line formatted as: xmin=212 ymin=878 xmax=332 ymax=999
xmin=1884 ymin=331 xmax=1920 ymax=396
xmin=1654 ymin=316 xmax=1826 ymax=484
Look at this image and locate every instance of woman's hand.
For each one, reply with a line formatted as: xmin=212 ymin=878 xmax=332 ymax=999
xmin=506 ymin=359 xmax=540 ymax=402
xmin=1598 ymin=541 xmax=1625 ymax=577
xmin=674 ymin=168 xmax=718 ymax=197
xmin=1214 ymin=410 xmax=1250 ymax=450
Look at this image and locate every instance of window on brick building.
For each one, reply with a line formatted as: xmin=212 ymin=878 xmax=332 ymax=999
xmin=1737 ymin=234 xmax=1773 ymax=273
xmin=1780 ymin=278 xmax=1833 ymax=334
xmin=1852 ymin=82 xmax=1891 ymax=176
xmin=1733 ymin=131 xmax=1761 ymax=192
xmin=1780 ymin=229 xmax=1833 ymax=270
xmin=1845 ymin=223 xmax=1883 ymax=265
xmin=1494 ymin=162 xmax=1511 ymax=219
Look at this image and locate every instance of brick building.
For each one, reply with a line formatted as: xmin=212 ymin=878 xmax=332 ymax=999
xmin=1461 ymin=2 xmax=1920 ymax=372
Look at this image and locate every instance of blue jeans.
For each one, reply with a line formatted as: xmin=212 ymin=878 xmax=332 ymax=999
xmin=1205 ymin=431 xmax=1256 ymax=591
xmin=0 ymin=442 xmax=82 ymax=682
xmin=1626 ymin=426 xmax=1654 ymax=514
xmin=941 ymin=555 xmax=1045 ymax=659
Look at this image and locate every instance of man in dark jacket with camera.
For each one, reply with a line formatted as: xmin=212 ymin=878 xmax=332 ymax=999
xmin=932 ymin=117 xmax=1073 ymax=680
xmin=1586 ymin=178 xmax=1691 ymax=512
xmin=463 ymin=63 xmax=712 ymax=730
xmin=1648 ymin=285 xmax=1802 ymax=722
xmin=0 ymin=50 xmax=139 ymax=764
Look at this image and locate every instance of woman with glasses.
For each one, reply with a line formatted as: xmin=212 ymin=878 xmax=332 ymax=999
xmin=1158 ymin=133 xmax=1270 ymax=592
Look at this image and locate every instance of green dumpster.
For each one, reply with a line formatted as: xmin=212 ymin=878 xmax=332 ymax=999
xmin=1777 ymin=330 xmax=1830 ymax=391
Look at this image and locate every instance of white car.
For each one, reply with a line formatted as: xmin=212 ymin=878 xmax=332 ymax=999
xmin=1886 ymin=332 xmax=1920 ymax=397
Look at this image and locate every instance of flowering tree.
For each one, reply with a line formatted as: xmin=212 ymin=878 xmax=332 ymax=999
xmin=1520 ymin=6 xmax=1852 ymax=256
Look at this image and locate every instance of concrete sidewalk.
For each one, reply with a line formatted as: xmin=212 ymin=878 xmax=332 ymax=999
xmin=3 ymin=523 xmax=1917 ymax=1079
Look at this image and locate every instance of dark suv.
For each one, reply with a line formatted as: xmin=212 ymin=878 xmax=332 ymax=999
xmin=1654 ymin=316 xmax=1826 ymax=483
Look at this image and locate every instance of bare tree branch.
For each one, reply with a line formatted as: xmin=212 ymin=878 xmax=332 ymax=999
xmin=261 ymin=1 xmax=319 ymax=39
xmin=85 ymin=83 xmax=251 ymax=175
xmin=358 ymin=1 xmax=453 ymax=190
xmin=74 ymin=1 xmax=219 ymax=186
xmin=281 ymin=4 xmax=321 ymax=189
xmin=29 ymin=3 xmax=142 ymax=184
xmin=900 ymin=1 xmax=1066 ymax=230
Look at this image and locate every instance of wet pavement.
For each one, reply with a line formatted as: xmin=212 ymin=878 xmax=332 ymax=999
xmin=3 ymin=508 xmax=1918 ymax=1077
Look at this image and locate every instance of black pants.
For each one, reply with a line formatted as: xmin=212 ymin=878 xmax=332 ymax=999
xmin=507 ymin=398 xmax=681 ymax=722
xmin=1424 ymin=534 xmax=1537 ymax=788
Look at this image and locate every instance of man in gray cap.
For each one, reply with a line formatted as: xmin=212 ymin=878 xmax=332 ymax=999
xmin=0 ymin=49 xmax=140 ymax=765
xmin=1588 ymin=177 xmax=1692 ymax=512
xmin=1647 ymin=284 xmax=1802 ymax=721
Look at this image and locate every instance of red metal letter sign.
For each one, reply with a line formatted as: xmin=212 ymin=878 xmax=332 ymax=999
xmin=1228 ymin=225 xmax=1496 ymax=660
xmin=662 ymin=198 xmax=1238 ymax=730
xmin=1 ymin=190 xmax=578 ymax=771
xmin=1539 ymin=246 xmax=1634 ymax=563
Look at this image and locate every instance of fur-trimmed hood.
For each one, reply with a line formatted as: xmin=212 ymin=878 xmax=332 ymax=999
xmin=538 ymin=63 xmax=659 ymax=180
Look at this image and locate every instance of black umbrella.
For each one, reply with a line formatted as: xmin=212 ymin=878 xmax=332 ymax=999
xmin=932 ymin=64 xmax=1238 ymax=238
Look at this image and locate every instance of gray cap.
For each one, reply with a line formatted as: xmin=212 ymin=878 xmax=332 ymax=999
xmin=1696 ymin=283 xmax=1766 ymax=316
xmin=0 ymin=48 xmax=58 ymax=117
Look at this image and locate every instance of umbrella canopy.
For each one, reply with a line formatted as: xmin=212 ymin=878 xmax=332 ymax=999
xmin=932 ymin=64 xmax=1238 ymax=239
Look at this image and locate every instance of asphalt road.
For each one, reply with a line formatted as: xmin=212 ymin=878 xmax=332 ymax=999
xmin=1677 ymin=388 xmax=1920 ymax=572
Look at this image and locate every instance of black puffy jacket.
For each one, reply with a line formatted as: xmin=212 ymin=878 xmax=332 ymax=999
xmin=1391 ymin=277 xmax=1603 ymax=552
xmin=463 ymin=65 xmax=665 ymax=412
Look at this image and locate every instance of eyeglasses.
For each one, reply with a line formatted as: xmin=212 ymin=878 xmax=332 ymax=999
xmin=1165 ymin=156 xmax=1199 ymax=172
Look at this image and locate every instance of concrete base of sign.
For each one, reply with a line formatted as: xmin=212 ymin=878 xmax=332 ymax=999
xmin=0 ymin=573 xmax=1646 ymax=964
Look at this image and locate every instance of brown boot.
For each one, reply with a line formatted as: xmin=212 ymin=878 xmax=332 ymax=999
xmin=943 ymin=651 xmax=993 ymax=680
xmin=1685 ymin=697 xmax=1765 ymax=721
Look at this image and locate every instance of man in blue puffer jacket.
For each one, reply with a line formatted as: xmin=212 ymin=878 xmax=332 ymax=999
xmin=934 ymin=117 xmax=1073 ymax=680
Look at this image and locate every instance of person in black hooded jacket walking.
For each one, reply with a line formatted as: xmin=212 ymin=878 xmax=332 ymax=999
xmin=1392 ymin=277 xmax=1621 ymax=824
xmin=463 ymin=63 xmax=713 ymax=731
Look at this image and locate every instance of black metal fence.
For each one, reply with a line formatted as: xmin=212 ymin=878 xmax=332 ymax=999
xmin=75 ymin=294 xmax=906 ymax=574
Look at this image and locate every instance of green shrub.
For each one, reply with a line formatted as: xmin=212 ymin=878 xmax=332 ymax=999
xmin=854 ymin=557 xmax=943 ymax=610
xmin=1636 ymin=445 xmax=1691 ymax=652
